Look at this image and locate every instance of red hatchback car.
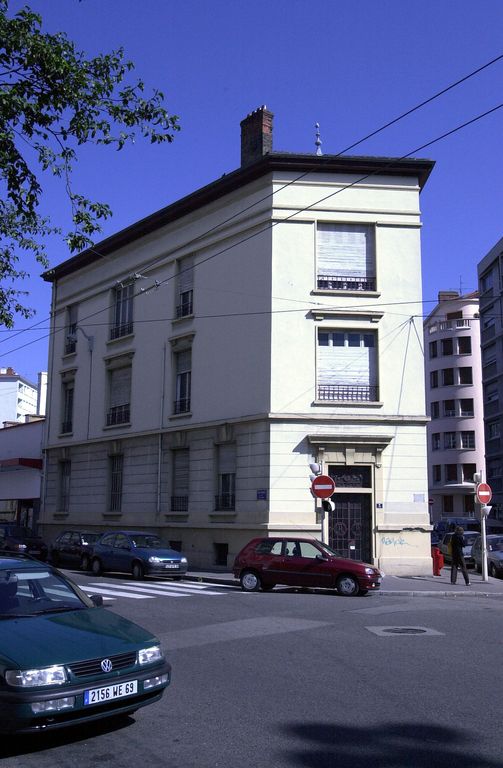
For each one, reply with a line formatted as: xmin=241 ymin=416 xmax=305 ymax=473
xmin=233 ymin=537 xmax=382 ymax=596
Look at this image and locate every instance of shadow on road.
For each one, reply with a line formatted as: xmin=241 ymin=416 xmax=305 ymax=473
xmin=282 ymin=721 xmax=499 ymax=767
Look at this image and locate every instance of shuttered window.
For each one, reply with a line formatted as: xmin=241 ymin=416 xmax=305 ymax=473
xmin=316 ymin=223 xmax=375 ymax=291
xmin=107 ymin=366 xmax=131 ymax=425
xmin=171 ymin=449 xmax=189 ymax=512
xmin=176 ymin=256 xmax=194 ymax=318
xmin=317 ymin=330 xmax=378 ymax=401
xmin=174 ymin=350 xmax=191 ymax=413
xmin=111 ymin=283 xmax=134 ymax=339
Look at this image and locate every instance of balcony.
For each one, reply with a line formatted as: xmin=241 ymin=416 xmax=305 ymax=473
xmin=106 ymin=404 xmax=130 ymax=426
xmin=110 ymin=321 xmax=133 ymax=340
xmin=317 ymin=274 xmax=376 ymax=292
xmin=317 ymin=384 xmax=379 ymax=402
xmin=173 ymin=397 xmax=191 ymax=414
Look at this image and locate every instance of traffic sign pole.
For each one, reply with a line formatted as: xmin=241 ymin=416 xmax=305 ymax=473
xmin=475 ymin=479 xmax=492 ymax=582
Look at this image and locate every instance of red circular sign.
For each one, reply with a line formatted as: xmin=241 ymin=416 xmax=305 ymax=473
xmin=311 ymin=474 xmax=336 ymax=499
xmin=476 ymin=482 xmax=492 ymax=504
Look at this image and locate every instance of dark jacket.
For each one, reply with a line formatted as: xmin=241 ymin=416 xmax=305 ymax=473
xmin=451 ymin=532 xmax=466 ymax=559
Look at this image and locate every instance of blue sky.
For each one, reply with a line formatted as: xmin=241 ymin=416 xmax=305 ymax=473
xmin=2 ymin=0 xmax=503 ymax=382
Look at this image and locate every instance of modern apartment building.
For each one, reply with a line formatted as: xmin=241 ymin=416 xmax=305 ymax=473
xmin=40 ymin=107 xmax=435 ymax=574
xmin=0 ymin=368 xmax=47 ymax=427
xmin=478 ymin=237 xmax=503 ymax=519
xmin=423 ymin=291 xmax=484 ymax=522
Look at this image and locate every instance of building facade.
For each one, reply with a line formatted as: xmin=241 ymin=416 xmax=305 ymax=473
xmin=0 ymin=419 xmax=44 ymax=529
xmin=0 ymin=368 xmax=47 ymax=427
xmin=478 ymin=237 xmax=503 ymax=519
xmin=41 ymin=108 xmax=435 ymax=574
xmin=423 ymin=291 xmax=484 ymax=522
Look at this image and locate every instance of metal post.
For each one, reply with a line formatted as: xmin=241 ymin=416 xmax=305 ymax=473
xmin=480 ymin=503 xmax=488 ymax=582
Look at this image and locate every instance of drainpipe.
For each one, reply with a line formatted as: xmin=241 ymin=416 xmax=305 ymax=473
xmin=156 ymin=341 xmax=167 ymax=521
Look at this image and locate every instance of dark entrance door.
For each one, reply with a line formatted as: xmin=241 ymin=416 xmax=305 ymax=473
xmin=328 ymin=494 xmax=372 ymax=563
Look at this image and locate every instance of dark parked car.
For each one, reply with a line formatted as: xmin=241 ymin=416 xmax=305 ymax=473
xmin=233 ymin=537 xmax=382 ymax=596
xmin=0 ymin=553 xmax=171 ymax=734
xmin=88 ymin=531 xmax=188 ymax=580
xmin=49 ymin=530 xmax=101 ymax=570
xmin=439 ymin=531 xmax=478 ymax=567
xmin=0 ymin=523 xmax=48 ymax=562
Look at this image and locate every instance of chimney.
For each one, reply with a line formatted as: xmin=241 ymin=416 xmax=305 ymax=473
xmin=240 ymin=106 xmax=273 ymax=166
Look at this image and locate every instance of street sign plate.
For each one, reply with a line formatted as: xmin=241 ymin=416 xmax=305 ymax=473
xmin=311 ymin=474 xmax=336 ymax=499
xmin=476 ymin=482 xmax=492 ymax=504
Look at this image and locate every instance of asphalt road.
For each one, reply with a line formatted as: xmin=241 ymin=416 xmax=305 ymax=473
xmin=2 ymin=571 xmax=503 ymax=768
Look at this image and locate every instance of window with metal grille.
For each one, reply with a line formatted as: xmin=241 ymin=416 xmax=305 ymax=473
xmin=174 ymin=349 xmax=191 ymax=414
xmin=316 ymin=223 xmax=376 ymax=291
xmin=65 ymin=304 xmax=78 ymax=354
xmin=176 ymin=256 xmax=194 ymax=318
xmin=111 ymin=282 xmax=134 ymax=340
xmin=215 ymin=444 xmax=236 ymax=510
xmin=317 ymin=330 xmax=378 ymax=402
xmin=109 ymin=454 xmax=123 ymax=512
xmin=61 ymin=380 xmax=74 ymax=433
xmin=107 ymin=366 xmax=131 ymax=426
xmin=58 ymin=460 xmax=71 ymax=513
xmin=171 ymin=449 xmax=189 ymax=511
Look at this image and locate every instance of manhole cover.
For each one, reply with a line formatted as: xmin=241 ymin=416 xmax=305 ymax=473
xmin=383 ymin=627 xmax=427 ymax=635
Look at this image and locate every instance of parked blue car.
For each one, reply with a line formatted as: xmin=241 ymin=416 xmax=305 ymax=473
xmin=87 ymin=531 xmax=188 ymax=580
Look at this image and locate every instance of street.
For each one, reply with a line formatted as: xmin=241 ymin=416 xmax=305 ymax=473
xmin=2 ymin=571 xmax=503 ymax=768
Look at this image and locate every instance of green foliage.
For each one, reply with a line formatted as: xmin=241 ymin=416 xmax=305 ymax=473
xmin=0 ymin=0 xmax=179 ymax=326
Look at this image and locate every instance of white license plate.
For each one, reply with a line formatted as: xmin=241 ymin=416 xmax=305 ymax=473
xmin=164 ymin=564 xmax=179 ymax=569
xmin=84 ymin=680 xmax=138 ymax=706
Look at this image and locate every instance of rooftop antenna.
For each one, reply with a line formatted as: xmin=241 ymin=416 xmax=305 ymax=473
xmin=315 ymin=123 xmax=323 ymax=156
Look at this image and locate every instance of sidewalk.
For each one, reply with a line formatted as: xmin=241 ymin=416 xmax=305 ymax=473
xmin=185 ymin=567 xmax=503 ymax=598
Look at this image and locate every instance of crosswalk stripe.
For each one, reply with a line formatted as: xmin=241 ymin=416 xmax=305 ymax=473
xmin=86 ymin=581 xmax=226 ymax=596
xmin=86 ymin=587 xmax=155 ymax=600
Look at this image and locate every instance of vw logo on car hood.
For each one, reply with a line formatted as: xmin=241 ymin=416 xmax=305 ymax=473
xmin=100 ymin=658 xmax=113 ymax=673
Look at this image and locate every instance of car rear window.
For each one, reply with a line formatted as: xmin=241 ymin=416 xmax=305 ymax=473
xmin=255 ymin=540 xmax=282 ymax=555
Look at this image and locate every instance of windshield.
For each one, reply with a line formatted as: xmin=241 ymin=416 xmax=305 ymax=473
xmin=81 ymin=533 xmax=100 ymax=545
xmin=0 ymin=568 xmax=92 ymax=618
xmin=488 ymin=537 xmax=503 ymax=552
xmin=131 ymin=535 xmax=167 ymax=549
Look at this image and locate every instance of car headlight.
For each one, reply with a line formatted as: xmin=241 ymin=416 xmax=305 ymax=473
xmin=138 ymin=645 xmax=163 ymax=665
xmin=15 ymin=543 xmax=27 ymax=551
xmin=148 ymin=556 xmax=162 ymax=563
xmin=364 ymin=567 xmax=375 ymax=575
xmin=180 ymin=557 xmax=187 ymax=564
xmin=5 ymin=665 xmax=67 ymax=687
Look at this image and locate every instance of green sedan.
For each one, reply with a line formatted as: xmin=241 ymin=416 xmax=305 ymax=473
xmin=0 ymin=553 xmax=171 ymax=734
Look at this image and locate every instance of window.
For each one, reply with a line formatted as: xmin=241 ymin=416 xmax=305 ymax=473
xmin=444 ymin=432 xmax=456 ymax=449
xmin=462 ymin=464 xmax=476 ymax=483
xmin=317 ymin=330 xmax=378 ymax=402
xmin=111 ymin=282 xmax=134 ymax=340
xmin=457 ymin=336 xmax=471 ymax=354
xmin=171 ymin=449 xmax=189 ymax=512
xmin=441 ymin=338 xmax=453 ymax=356
xmin=459 ymin=367 xmax=473 ymax=385
xmin=430 ymin=401 xmax=439 ymax=419
xmin=61 ymin=380 xmax=74 ymax=434
xmin=488 ymin=422 xmax=501 ymax=440
xmin=107 ymin=366 xmax=131 ymax=426
xmin=429 ymin=341 xmax=437 ymax=359
xmin=432 ymin=433 xmax=441 ymax=450
xmin=464 ymin=495 xmax=475 ymax=515
xmin=480 ymin=269 xmax=494 ymax=293
xmin=174 ymin=349 xmax=191 ymax=414
xmin=443 ymin=399 xmax=455 ymax=417
xmin=108 ymin=454 xmax=123 ymax=512
xmin=176 ymin=256 xmax=194 ymax=318
xmin=442 ymin=369 xmax=454 ymax=386
xmin=445 ymin=464 xmax=458 ymax=482
xmin=487 ymin=458 xmax=502 ymax=477
xmin=485 ymin=382 xmax=499 ymax=403
xmin=430 ymin=370 xmax=438 ymax=389
xmin=316 ymin=223 xmax=376 ymax=291
xmin=64 ymin=305 xmax=78 ymax=354
xmin=215 ymin=444 xmax=236 ymax=511
xmin=443 ymin=496 xmax=454 ymax=514
xmin=58 ymin=460 xmax=71 ymax=513
xmin=433 ymin=465 xmax=441 ymax=483
xmin=213 ymin=543 xmax=228 ymax=567
xmin=460 ymin=431 xmax=475 ymax=449
xmin=482 ymin=344 xmax=497 ymax=366
xmin=460 ymin=398 xmax=474 ymax=417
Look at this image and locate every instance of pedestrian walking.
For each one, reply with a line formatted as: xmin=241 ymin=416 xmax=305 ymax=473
xmin=450 ymin=526 xmax=470 ymax=586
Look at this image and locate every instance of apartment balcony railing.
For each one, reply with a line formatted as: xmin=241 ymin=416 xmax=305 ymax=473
xmin=214 ymin=494 xmax=235 ymax=511
xmin=170 ymin=496 xmax=188 ymax=512
xmin=317 ymin=384 xmax=379 ymax=402
xmin=110 ymin=321 xmax=133 ymax=340
xmin=317 ymin=274 xmax=376 ymax=292
xmin=176 ymin=291 xmax=193 ymax=319
xmin=106 ymin=404 xmax=130 ymax=426
xmin=173 ymin=397 xmax=191 ymax=414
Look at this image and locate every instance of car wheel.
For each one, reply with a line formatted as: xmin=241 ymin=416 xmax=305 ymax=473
xmin=81 ymin=554 xmax=90 ymax=571
xmin=489 ymin=562 xmax=498 ymax=578
xmin=336 ymin=574 xmax=360 ymax=596
xmin=91 ymin=558 xmax=102 ymax=576
xmin=132 ymin=561 xmax=144 ymax=580
xmin=240 ymin=570 xmax=261 ymax=592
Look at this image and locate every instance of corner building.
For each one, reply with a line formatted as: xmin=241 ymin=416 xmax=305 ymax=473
xmin=41 ymin=108 xmax=435 ymax=574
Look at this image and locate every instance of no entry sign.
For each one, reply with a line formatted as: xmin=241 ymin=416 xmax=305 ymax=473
xmin=476 ymin=482 xmax=492 ymax=504
xmin=311 ymin=474 xmax=336 ymax=499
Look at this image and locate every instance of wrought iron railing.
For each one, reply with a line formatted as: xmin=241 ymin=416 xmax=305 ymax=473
xmin=173 ymin=397 xmax=191 ymax=414
xmin=214 ymin=494 xmax=235 ymax=511
xmin=317 ymin=384 xmax=379 ymax=402
xmin=176 ymin=291 xmax=193 ymax=319
xmin=317 ymin=274 xmax=376 ymax=292
xmin=110 ymin=321 xmax=133 ymax=340
xmin=106 ymin=404 xmax=130 ymax=426
xmin=170 ymin=496 xmax=188 ymax=512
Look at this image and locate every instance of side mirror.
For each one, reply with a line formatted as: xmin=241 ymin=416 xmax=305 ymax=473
xmin=90 ymin=594 xmax=104 ymax=607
